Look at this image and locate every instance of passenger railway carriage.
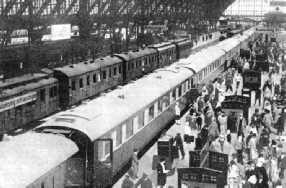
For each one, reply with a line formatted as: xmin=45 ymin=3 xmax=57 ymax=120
xmin=0 ymin=27 xmax=261 ymax=188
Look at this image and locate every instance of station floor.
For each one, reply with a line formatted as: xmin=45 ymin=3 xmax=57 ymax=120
xmin=114 ymin=70 xmax=286 ymax=188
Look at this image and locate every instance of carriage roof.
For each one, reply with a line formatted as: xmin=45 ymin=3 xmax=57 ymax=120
xmin=213 ymin=37 xmax=240 ymax=52
xmin=115 ymin=48 xmax=157 ymax=61
xmin=0 ymin=78 xmax=58 ymax=100
xmin=0 ymin=73 xmax=49 ymax=89
xmin=54 ymin=56 xmax=122 ymax=77
xmin=176 ymin=47 xmax=225 ymax=73
xmin=0 ymin=133 xmax=78 ymax=188
xmin=37 ymin=64 xmax=194 ymax=141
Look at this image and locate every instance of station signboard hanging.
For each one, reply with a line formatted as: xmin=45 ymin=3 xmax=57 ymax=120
xmin=255 ymin=27 xmax=280 ymax=34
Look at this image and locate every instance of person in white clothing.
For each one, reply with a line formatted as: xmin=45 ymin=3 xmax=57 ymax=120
xmin=243 ymin=61 xmax=250 ymax=71
xmin=175 ymin=102 xmax=181 ymax=125
xmin=235 ymin=74 xmax=242 ymax=89
xmin=228 ymin=160 xmax=239 ymax=188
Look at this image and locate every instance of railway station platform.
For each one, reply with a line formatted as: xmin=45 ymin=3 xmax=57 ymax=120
xmin=114 ymin=70 xmax=242 ymax=188
xmin=115 ymin=70 xmax=286 ymax=188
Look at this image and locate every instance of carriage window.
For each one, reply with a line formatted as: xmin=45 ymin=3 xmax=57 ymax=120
xmin=148 ymin=105 xmax=154 ymax=121
xmin=144 ymin=108 xmax=149 ymax=126
xmin=40 ymin=89 xmax=45 ymax=102
xmin=202 ymin=174 xmax=210 ymax=182
xmin=72 ymin=80 xmax=76 ymax=91
xmin=163 ymin=95 xmax=169 ymax=109
xmin=41 ymin=182 xmax=45 ymax=188
xmin=121 ymin=124 xmax=127 ymax=143
xmin=210 ymin=175 xmax=217 ymax=182
xmin=54 ymin=86 xmax=58 ymax=97
xmin=178 ymin=85 xmax=182 ymax=97
xmin=87 ymin=76 xmax=90 ymax=86
xmin=111 ymin=131 xmax=117 ymax=149
xmin=102 ymin=70 xmax=107 ymax=79
xmin=79 ymin=78 xmax=83 ymax=88
xmin=93 ymin=74 xmax=97 ymax=83
xmin=50 ymin=87 xmax=53 ymax=98
xmin=158 ymin=99 xmax=163 ymax=114
xmin=109 ymin=69 xmax=112 ymax=78
xmin=119 ymin=65 xmax=122 ymax=74
xmin=199 ymin=72 xmax=202 ymax=81
xmin=128 ymin=62 xmax=131 ymax=71
xmin=132 ymin=116 xmax=139 ymax=134
xmin=49 ymin=86 xmax=57 ymax=98
xmin=114 ymin=67 xmax=117 ymax=76
xmin=171 ymin=90 xmax=176 ymax=103
xmin=131 ymin=61 xmax=135 ymax=70
xmin=186 ymin=80 xmax=189 ymax=91
xmin=105 ymin=138 xmax=111 ymax=155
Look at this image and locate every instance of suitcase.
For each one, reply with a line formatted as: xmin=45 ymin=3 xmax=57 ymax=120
xmin=189 ymin=136 xmax=194 ymax=142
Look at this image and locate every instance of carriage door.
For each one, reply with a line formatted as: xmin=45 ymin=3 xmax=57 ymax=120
xmin=93 ymin=138 xmax=113 ymax=188
xmin=224 ymin=60 xmax=228 ymax=71
xmin=14 ymin=106 xmax=22 ymax=130
xmin=122 ymin=61 xmax=127 ymax=83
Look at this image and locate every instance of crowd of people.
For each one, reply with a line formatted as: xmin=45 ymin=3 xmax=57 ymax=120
xmin=183 ymin=40 xmax=286 ymax=188
xmin=122 ymin=39 xmax=286 ymax=188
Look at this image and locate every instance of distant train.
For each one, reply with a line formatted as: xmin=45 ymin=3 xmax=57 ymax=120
xmin=1 ymin=35 xmax=220 ymax=134
xmin=0 ymin=28 xmax=261 ymax=188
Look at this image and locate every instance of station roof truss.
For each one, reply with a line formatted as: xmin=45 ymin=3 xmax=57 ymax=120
xmin=0 ymin=0 xmax=235 ymax=45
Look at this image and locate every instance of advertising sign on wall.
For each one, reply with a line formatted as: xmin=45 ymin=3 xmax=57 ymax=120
xmin=0 ymin=92 xmax=37 ymax=112
xmin=51 ymin=24 xmax=71 ymax=41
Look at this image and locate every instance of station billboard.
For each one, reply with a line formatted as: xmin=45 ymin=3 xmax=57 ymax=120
xmin=51 ymin=24 xmax=71 ymax=41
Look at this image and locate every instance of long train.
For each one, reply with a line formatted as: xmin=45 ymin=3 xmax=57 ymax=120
xmin=0 ymin=28 xmax=261 ymax=188
xmin=0 ymin=35 xmax=218 ymax=134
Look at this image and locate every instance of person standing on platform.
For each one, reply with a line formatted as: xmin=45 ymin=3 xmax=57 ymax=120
xmin=263 ymin=109 xmax=274 ymax=128
xmin=235 ymin=73 xmax=242 ymax=89
xmin=135 ymin=172 xmax=153 ymax=188
xmin=256 ymin=158 xmax=269 ymax=188
xmin=174 ymin=102 xmax=180 ymax=125
xmin=184 ymin=121 xmax=191 ymax=144
xmin=196 ymin=112 xmax=202 ymax=131
xmin=132 ymin=149 xmax=139 ymax=179
xmin=218 ymin=112 xmax=227 ymax=134
xmin=279 ymin=152 xmax=286 ymax=179
xmin=197 ymin=96 xmax=205 ymax=113
xmin=195 ymin=133 xmax=203 ymax=150
xmin=251 ymin=108 xmax=261 ymax=129
xmin=254 ymin=88 xmax=261 ymax=106
xmin=204 ymin=106 xmax=213 ymax=127
xmin=228 ymin=160 xmax=240 ymax=187
xmin=157 ymin=157 xmax=169 ymax=188
xmin=207 ymin=80 xmax=214 ymax=95
xmin=121 ymin=175 xmax=134 ymax=188
xmin=190 ymin=113 xmax=197 ymax=130
xmin=226 ymin=129 xmax=232 ymax=144
xmin=276 ymin=114 xmax=284 ymax=135
xmin=249 ymin=134 xmax=258 ymax=161
xmin=235 ymin=135 xmax=245 ymax=165
xmin=225 ymin=73 xmax=233 ymax=93
xmin=243 ymin=61 xmax=250 ymax=72
xmin=173 ymin=133 xmax=185 ymax=159
xmin=208 ymin=118 xmax=219 ymax=139
xmin=236 ymin=113 xmax=246 ymax=137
